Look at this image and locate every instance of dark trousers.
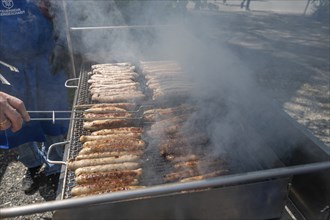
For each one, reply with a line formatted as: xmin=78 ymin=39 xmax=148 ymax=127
xmin=241 ymin=0 xmax=251 ymax=9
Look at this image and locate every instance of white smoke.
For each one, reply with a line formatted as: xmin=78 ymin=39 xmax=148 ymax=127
xmin=53 ymin=0 xmax=285 ymax=169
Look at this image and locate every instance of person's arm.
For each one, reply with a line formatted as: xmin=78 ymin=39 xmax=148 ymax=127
xmin=0 ymin=92 xmax=30 ymax=132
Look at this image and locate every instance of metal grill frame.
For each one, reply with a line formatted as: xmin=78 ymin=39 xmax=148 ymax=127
xmin=59 ymin=64 xmax=91 ymax=200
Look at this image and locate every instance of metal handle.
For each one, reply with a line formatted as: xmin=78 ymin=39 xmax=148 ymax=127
xmin=65 ymin=78 xmax=79 ymax=88
xmin=46 ymin=141 xmax=70 ymax=166
xmin=1 ymin=161 xmax=329 ymax=218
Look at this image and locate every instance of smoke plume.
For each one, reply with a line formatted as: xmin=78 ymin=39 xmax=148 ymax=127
xmin=53 ymin=0 xmax=288 ymax=170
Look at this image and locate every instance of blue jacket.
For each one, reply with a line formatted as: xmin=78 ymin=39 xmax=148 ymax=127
xmin=0 ymin=0 xmax=69 ymax=149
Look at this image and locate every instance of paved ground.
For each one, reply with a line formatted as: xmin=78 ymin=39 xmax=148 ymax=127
xmin=221 ymin=8 xmax=330 ymax=148
xmin=212 ymin=0 xmax=314 ymax=14
xmin=186 ymin=2 xmax=329 ymax=147
xmin=0 ymin=2 xmax=329 ymax=219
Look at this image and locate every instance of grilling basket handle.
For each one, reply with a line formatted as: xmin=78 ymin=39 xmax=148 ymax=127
xmin=65 ymin=78 xmax=79 ymax=88
xmin=47 ymin=140 xmax=70 ymax=166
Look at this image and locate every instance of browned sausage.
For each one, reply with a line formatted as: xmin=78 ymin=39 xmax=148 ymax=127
xmin=75 ymin=150 xmax=144 ymax=160
xmin=75 ymin=162 xmax=140 ymax=176
xmin=68 ymin=155 xmax=141 ymax=171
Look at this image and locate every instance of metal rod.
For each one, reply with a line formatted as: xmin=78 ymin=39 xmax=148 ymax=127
xmin=27 ymin=105 xmax=150 ymax=114
xmin=28 ymin=117 xmax=142 ymax=121
xmin=1 ymin=161 xmax=329 ymax=218
xmin=70 ymin=24 xmax=176 ymax=31
xmin=61 ymin=0 xmax=76 ymax=78
xmin=27 ymin=105 xmax=155 ymax=121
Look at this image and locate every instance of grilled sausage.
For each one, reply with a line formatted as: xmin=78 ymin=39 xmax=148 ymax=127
xmin=68 ymin=154 xmax=141 ymax=171
xmin=89 ymin=91 xmax=139 ymax=100
xmin=89 ymin=82 xmax=140 ymax=90
xmin=79 ymin=134 xmax=141 ymax=143
xmin=73 ymin=186 xmax=145 ymax=198
xmin=173 ymin=160 xmax=199 ymax=171
xmin=75 ymin=150 xmax=144 ymax=160
xmin=91 ymin=92 xmax=144 ymax=101
xmin=75 ymin=168 xmax=142 ymax=184
xmin=144 ymin=104 xmax=194 ymax=119
xmin=179 ymin=170 xmax=229 ymax=183
xmin=163 ymin=169 xmax=200 ymax=182
xmin=79 ymin=144 xmax=144 ymax=155
xmin=150 ymin=115 xmax=189 ymax=131
xmin=89 ymin=79 xmax=135 ymax=85
xmin=84 ymin=106 xmax=127 ymax=113
xmin=167 ymin=154 xmax=198 ymax=163
xmin=83 ymin=113 xmax=133 ymax=122
xmin=90 ymin=127 xmax=143 ymax=136
xmin=89 ymin=87 xmax=138 ymax=95
xmin=89 ymin=84 xmax=138 ymax=91
xmin=90 ymin=74 xmax=137 ymax=80
xmin=92 ymin=62 xmax=134 ymax=68
xmin=91 ymin=64 xmax=135 ymax=70
xmin=71 ymin=179 xmax=140 ymax=196
xmin=74 ymin=103 xmax=136 ymax=111
xmin=152 ymin=91 xmax=192 ymax=101
xmin=83 ymin=119 xmax=133 ymax=131
xmin=82 ymin=139 xmax=145 ymax=148
xmin=75 ymin=162 xmax=140 ymax=176
xmin=91 ymin=93 xmax=145 ymax=103
xmin=91 ymin=72 xmax=137 ymax=77
xmin=147 ymin=124 xmax=182 ymax=136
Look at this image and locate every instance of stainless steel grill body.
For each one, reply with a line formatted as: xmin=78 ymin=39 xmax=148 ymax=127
xmin=1 ymin=62 xmax=328 ymax=219
xmin=54 ymin=178 xmax=289 ymax=220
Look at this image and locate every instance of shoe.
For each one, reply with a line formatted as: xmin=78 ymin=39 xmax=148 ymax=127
xmin=22 ymin=165 xmax=42 ymax=194
xmin=47 ymin=173 xmax=60 ymax=192
xmin=39 ymin=173 xmax=60 ymax=201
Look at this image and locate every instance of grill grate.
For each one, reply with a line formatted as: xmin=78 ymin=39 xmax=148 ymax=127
xmin=61 ymin=63 xmax=265 ymax=199
xmin=61 ymin=68 xmax=169 ymax=198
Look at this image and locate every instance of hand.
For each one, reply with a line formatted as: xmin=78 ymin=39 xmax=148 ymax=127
xmin=50 ymin=44 xmax=67 ymax=75
xmin=0 ymin=92 xmax=30 ymax=132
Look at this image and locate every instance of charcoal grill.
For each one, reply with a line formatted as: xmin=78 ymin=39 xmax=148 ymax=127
xmin=0 ymin=59 xmax=329 ymax=220
xmin=45 ymin=62 xmax=330 ymax=219
xmin=0 ymin=59 xmax=330 ymax=219
xmin=53 ymin=62 xmax=286 ymax=199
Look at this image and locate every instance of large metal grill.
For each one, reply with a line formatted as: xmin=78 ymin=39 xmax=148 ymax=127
xmin=1 ymin=61 xmax=329 ymax=220
xmin=59 ymin=61 xmax=283 ymax=200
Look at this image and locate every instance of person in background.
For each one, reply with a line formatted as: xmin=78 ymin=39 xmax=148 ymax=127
xmin=240 ymin=0 xmax=251 ymax=10
xmin=0 ymin=0 xmax=69 ymax=195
